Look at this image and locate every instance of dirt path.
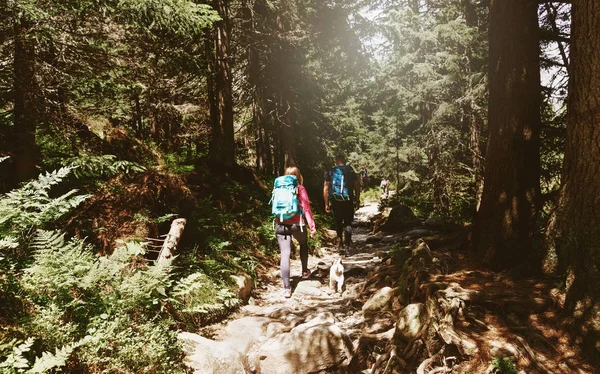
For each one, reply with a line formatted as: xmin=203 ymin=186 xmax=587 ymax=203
xmin=179 ymin=200 xmax=393 ymax=374
xmin=202 ymin=200 xmax=385 ymax=342
xmin=182 ymin=199 xmax=597 ymax=374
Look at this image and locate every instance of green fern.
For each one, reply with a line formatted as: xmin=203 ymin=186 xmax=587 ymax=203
xmin=172 ymin=272 xmax=239 ymax=317
xmin=0 ymin=236 xmax=19 ymax=250
xmin=0 ymin=167 xmax=89 ymax=233
xmin=20 ymin=235 xmax=185 ymax=372
xmin=24 ymin=231 xmax=96 ymax=298
xmin=0 ymin=337 xmax=34 ymax=373
xmin=67 ymin=154 xmax=145 ymax=179
xmin=28 ymin=343 xmax=76 ymax=373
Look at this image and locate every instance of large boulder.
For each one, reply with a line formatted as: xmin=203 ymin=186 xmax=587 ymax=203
xmin=220 ymin=316 xmax=271 ymax=354
xmin=254 ymin=321 xmax=354 ymax=374
xmin=362 ymin=286 xmax=395 ymax=312
xmin=230 ymin=273 xmax=253 ymax=303
xmin=178 ymin=332 xmax=246 ymax=374
xmin=424 ymin=216 xmax=447 ymax=228
xmin=294 ymin=280 xmax=324 ymax=296
xmin=394 ymin=303 xmax=427 ymax=342
xmin=380 ymin=205 xmax=421 ymax=232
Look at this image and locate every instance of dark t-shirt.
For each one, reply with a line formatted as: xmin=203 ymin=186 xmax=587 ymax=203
xmin=326 ymin=165 xmax=357 ymax=201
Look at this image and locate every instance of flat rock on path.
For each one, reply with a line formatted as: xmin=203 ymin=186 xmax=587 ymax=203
xmin=182 ymin=202 xmax=386 ymax=373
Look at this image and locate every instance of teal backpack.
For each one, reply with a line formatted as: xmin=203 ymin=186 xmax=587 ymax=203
xmin=330 ymin=165 xmax=352 ymax=201
xmin=270 ymin=175 xmax=302 ymax=222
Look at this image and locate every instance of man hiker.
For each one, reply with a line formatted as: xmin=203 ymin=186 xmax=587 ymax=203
xmin=380 ymin=178 xmax=389 ymax=197
xmin=323 ymin=155 xmax=361 ymax=256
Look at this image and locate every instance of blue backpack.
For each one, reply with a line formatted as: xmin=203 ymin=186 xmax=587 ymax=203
xmin=270 ymin=175 xmax=301 ymax=221
xmin=330 ymin=165 xmax=352 ymax=201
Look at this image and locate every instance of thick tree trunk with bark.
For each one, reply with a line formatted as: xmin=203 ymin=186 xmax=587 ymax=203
xmin=206 ymin=0 xmax=235 ymax=167
xmin=275 ymin=13 xmax=297 ymax=169
xmin=473 ymin=0 xmax=541 ymax=269
xmin=243 ymin=0 xmax=271 ymax=173
xmin=13 ymin=19 xmax=38 ymax=183
xmin=553 ymin=0 xmax=600 ymax=362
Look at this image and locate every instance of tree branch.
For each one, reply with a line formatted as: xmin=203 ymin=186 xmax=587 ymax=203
xmin=543 ymin=2 xmax=570 ymax=69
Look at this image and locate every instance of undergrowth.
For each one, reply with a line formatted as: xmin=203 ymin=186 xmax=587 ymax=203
xmin=0 ymin=149 xmax=324 ymax=371
xmin=0 ymin=162 xmax=266 ymax=372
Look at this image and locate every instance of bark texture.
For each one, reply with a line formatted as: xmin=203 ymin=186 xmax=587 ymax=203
xmin=207 ymin=0 xmax=235 ymax=167
xmin=473 ymin=0 xmax=541 ymax=269
xmin=13 ymin=18 xmax=38 ymax=183
xmin=554 ymin=0 xmax=600 ymax=361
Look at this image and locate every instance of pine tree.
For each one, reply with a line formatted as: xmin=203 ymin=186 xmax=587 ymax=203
xmin=553 ymin=0 xmax=600 ymax=363
xmin=472 ymin=0 xmax=541 ymax=269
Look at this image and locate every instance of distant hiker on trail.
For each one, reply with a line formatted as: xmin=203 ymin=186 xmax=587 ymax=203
xmin=271 ymin=166 xmax=316 ymax=299
xmin=380 ymin=178 xmax=389 ymax=197
xmin=323 ymin=155 xmax=360 ymax=256
xmin=359 ymin=167 xmax=369 ymax=186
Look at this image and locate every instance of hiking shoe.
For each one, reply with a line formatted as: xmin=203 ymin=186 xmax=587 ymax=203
xmin=302 ymin=270 xmax=311 ymax=279
xmin=283 ymin=289 xmax=292 ymax=298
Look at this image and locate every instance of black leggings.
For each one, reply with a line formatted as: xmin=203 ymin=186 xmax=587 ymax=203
xmin=332 ymin=200 xmax=354 ymax=242
xmin=276 ymin=223 xmax=309 ymax=289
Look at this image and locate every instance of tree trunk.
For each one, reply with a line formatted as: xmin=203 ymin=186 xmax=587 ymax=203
xmin=553 ymin=0 xmax=600 ymax=362
xmin=275 ymin=13 xmax=297 ymax=168
xmin=264 ymin=125 xmax=274 ymax=175
xmin=206 ymin=0 xmax=235 ymax=167
xmin=472 ymin=0 xmax=541 ymax=270
xmin=243 ymin=0 xmax=269 ymax=173
xmin=13 ymin=18 xmax=38 ymax=183
xmin=463 ymin=0 xmax=485 ymax=212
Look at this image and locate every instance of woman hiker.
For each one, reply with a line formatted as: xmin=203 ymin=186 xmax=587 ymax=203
xmin=275 ymin=166 xmax=317 ymax=298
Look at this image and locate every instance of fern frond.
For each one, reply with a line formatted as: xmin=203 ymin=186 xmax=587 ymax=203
xmin=28 ymin=168 xmax=73 ymax=194
xmin=0 ymin=236 xmax=19 ymax=250
xmin=30 ymin=230 xmax=66 ymax=251
xmin=0 ymin=337 xmax=34 ymax=371
xmin=172 ymin=272 xmax=239 ymax=316
xmin=67 ymin=155 xmax=146 ymax=179
xmin=0 ymin=167 xmax=88 ymax=233
xmin=28 ymin=343 xmax=76 ymax=373
xmin=25 ymin=230 xmax=95 ymax=294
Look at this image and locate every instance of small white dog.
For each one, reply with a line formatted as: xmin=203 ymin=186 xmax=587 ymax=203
xmin=329 ymin=256 xmax=345 ymax=294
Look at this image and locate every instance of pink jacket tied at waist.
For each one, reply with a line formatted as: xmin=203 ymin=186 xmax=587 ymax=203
xmin=279 ymin=185 xmax=316 ymax=232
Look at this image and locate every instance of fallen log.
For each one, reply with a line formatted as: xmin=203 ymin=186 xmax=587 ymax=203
xmin=157 ymin=218 xmax=187 ymax=265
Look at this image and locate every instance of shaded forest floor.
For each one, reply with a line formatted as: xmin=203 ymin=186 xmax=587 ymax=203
xmin=189 ymin=198 xmax=596 ymax=374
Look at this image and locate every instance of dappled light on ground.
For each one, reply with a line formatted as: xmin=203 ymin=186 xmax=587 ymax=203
xmin=187 ymin=199 xmax=595 ymax=374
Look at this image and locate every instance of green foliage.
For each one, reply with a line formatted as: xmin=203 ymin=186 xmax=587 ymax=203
xmin=0 ymin=167 xmax=89 ymax=255
xmin=28 ymin=343 xmax=77 ymax=374
xmin=67 ymin=155 xmax=146 ymax=180
xmin=352 ymin=1 xmax=488 ymax=220
xmin=117 ymin=0 xmax=220 ymax=36
xmin=0 ymin=338 xmax=35 ymax=374
xmin=491 ymin=357 xmax=519 ymax=374
xmin=12 ymin=234 xmax=185 ymax=373
xmin=172 ymin=272 xmax=239 ymax=313
xmin=361 ymin=187 xmax=383 ymax=205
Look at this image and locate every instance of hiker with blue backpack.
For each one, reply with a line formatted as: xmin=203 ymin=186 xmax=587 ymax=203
xmin=270 ymin=166 xmax=316 ymax=298
xmin=323 ymin=155 xmax=361 ymax=256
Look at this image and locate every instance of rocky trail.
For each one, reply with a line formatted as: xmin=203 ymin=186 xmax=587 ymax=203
xmin=178 ymin=199 xmax=596 ymax=374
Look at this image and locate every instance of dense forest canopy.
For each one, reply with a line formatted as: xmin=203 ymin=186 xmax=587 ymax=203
xmin=1 ymin=0 xmax=599 ymax=372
